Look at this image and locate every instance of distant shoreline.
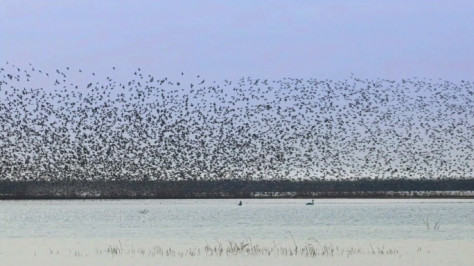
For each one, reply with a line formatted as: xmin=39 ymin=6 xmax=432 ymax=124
xmin=1 ymin=180 xmax=473 ymax=199
xmin=1 ymin=192 xmax=473 ymax=200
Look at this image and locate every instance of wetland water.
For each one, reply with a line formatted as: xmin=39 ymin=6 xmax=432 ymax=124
xmin=1 ymin=199 xmax=473 ymax=265
xmin=1 ymin=199 xmax=473 ymax=240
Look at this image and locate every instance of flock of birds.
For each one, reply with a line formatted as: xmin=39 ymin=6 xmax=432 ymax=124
xmin=0 ymin=63 xmax=473 ymax=182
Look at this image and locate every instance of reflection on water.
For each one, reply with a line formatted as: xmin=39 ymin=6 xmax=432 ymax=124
xmin=1 ymin=199 xmax=473 ymax=241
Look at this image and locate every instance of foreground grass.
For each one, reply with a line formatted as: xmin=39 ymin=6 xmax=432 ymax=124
xmin=83 ymin=239 xmax=401 ymax=258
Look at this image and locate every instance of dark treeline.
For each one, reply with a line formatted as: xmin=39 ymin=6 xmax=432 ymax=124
xmin=1 ymin=179 xmax=473 ymax=199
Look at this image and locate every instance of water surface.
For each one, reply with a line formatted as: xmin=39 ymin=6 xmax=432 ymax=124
xmin=1 ymin=199 xmax=473 ymax=241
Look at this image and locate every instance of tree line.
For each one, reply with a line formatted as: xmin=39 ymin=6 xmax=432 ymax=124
xmin=1 ymin=179 xmax=473 ymax=199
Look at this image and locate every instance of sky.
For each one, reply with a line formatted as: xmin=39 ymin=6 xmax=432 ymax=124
xmin=1 ymin=0 xmax=474 ymax=81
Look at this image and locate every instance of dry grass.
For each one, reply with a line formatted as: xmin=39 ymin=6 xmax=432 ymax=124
xmin=91 ymin=239 xmax=400 ymax=258
xmin=423 ymin=214 xmax=441 ymax=230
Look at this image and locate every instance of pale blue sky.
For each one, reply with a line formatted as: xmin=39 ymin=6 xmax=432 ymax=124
xmin=1 ymin=0 xmax=474 ymax=80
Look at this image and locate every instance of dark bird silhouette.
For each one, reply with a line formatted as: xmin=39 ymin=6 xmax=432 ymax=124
xmin=0 ymin=64 xmax=472 ymax=183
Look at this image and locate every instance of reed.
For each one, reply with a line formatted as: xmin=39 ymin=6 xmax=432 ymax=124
xmin=423 ymin=214 xmax=441 ymax=230
xmin=138 ymin=209 xmax=149 ymax=214
xmin=92 ymin=239 xmax=400 ymax=258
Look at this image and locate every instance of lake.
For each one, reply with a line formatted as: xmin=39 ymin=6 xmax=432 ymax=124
xmin=1 ymin=199 xmax=473 ymax=265
xmin=1 ymin=199 xmax=473 ymax=240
